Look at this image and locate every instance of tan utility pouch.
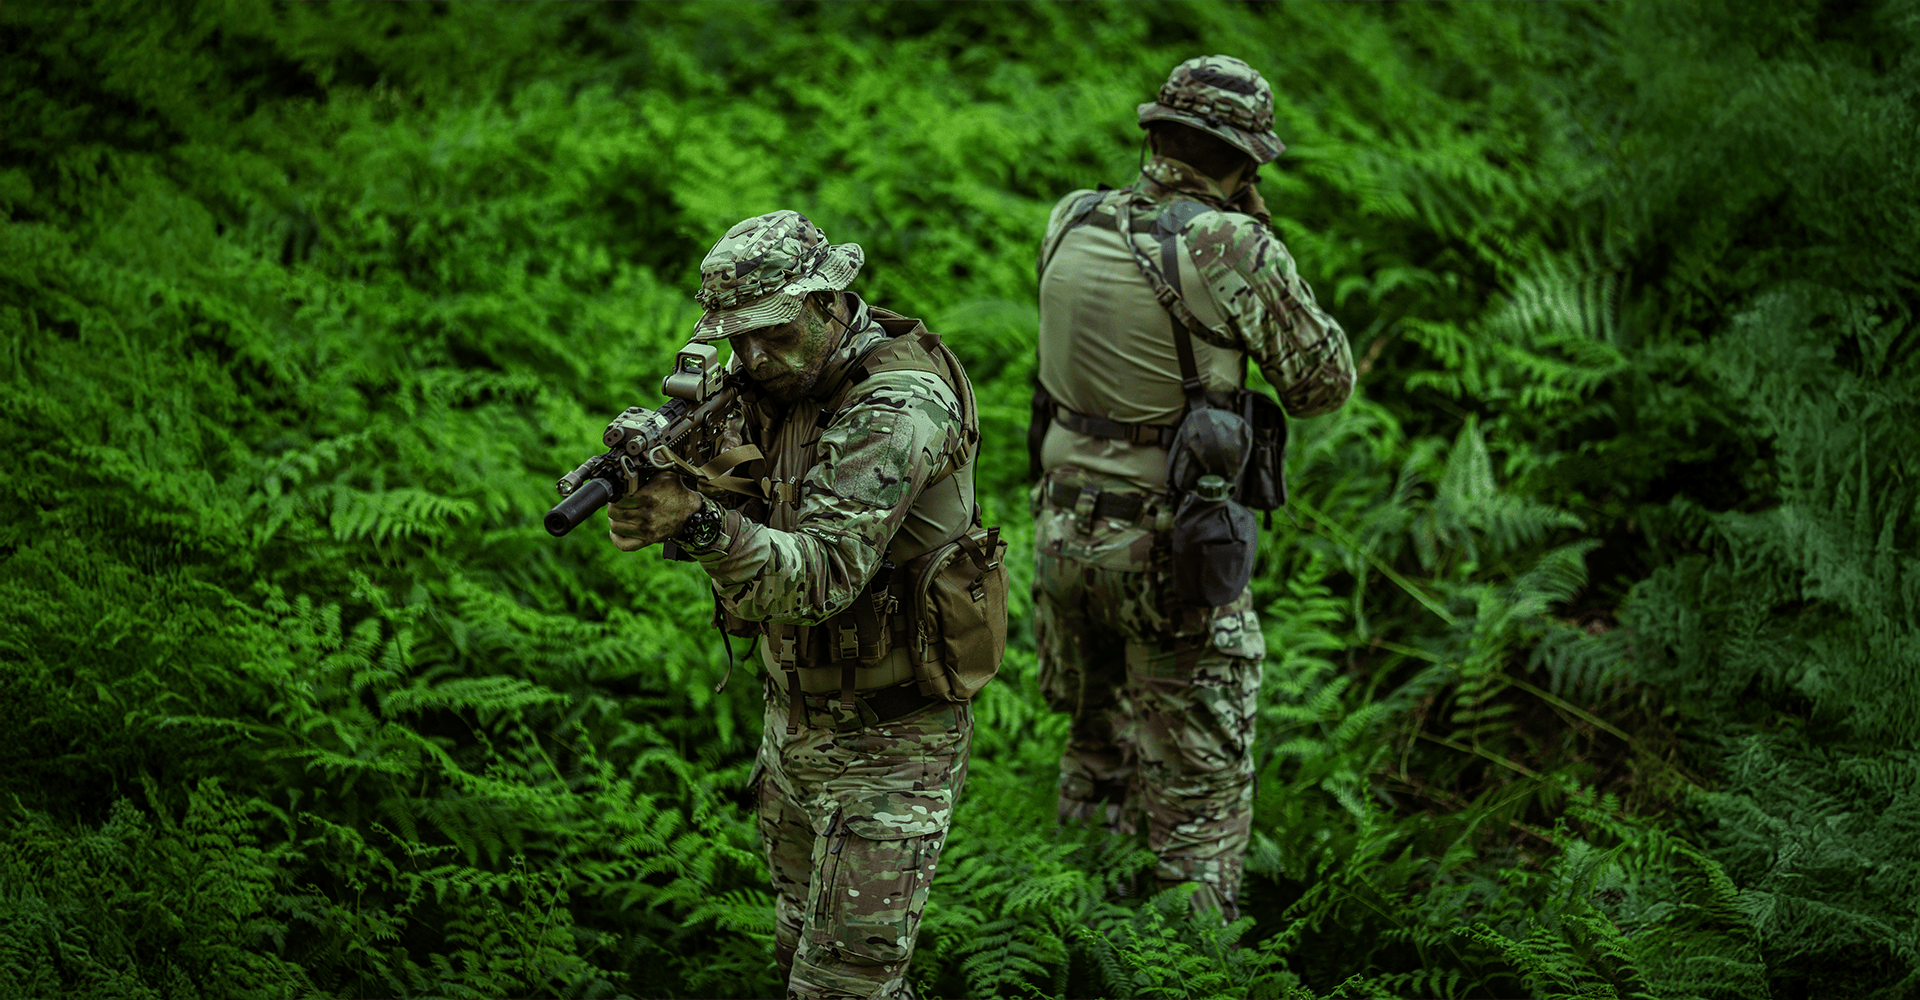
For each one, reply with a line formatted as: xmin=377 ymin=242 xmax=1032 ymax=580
xmin=905 ymin=525 xmax=1008 ymax=702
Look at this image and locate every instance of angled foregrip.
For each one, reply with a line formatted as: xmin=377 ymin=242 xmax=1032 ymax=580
xmin=544 ymin=478 xmax=616 ymax=537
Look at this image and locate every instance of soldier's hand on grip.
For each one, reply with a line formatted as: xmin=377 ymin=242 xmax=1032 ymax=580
xmin=607 ymin=473 xmax=704 ymax=551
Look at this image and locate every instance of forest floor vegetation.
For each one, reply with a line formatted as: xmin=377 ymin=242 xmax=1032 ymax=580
xmin=3 ymin=2 xmax=1916 ymax=998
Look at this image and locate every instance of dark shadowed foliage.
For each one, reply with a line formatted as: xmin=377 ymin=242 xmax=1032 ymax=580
xmin=2 ymin=2 xmax=1915 ymax=997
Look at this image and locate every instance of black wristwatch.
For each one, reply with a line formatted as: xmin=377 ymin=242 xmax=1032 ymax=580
xmin=673 ymin=499 xmax=725 ymax=553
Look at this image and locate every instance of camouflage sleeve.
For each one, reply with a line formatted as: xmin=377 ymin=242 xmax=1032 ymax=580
xmin=1184 ymin=212 xmax=1356 ymax=418
xmin=691 ymin=370 xmax=965 ymax=624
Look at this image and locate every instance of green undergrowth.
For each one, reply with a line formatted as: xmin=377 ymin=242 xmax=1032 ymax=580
xmin=3 ymin=1 xmax=1916 ymax=998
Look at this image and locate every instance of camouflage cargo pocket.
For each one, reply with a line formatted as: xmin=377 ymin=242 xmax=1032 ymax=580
xmin=811 ymin=806 xmax=942 ymax=966
xmin=839 ymin=785 xmax=953 ymax=840
xmin=1208 ymin=607 xmax=1266 ymax=660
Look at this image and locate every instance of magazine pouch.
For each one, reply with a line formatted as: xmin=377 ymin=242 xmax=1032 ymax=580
xmin=1166 ymin=406 xmax=1252 ymax=496
xmin=1235 ymin=389 xmax=1288 ymax=518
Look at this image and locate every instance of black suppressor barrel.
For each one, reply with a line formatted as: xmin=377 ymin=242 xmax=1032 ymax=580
xmin=544 ymin=477 xmax=616 ymax=537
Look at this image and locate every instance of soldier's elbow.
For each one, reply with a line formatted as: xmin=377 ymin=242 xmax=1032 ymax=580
xmin=1280 ymin=366 xmax=1355 ymax=419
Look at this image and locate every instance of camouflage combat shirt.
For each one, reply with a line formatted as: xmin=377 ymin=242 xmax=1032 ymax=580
xmin=691 ymin=295 xmax=972 ymax=627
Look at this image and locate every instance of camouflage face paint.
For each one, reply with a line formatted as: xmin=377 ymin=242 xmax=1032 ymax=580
xmin=731 ymin=296 xmax=845 ymax=404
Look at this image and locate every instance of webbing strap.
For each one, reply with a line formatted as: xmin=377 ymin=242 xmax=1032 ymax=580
xmin=787 ymin=666 xmax=806 ymax=734
xmin=954 ymin=531 xmax=991 ymax=573
xmin=762 ymin=477 xmax=806 ymax=505
xmin=1170 ymin=310 xmax=1205 ymax=406
xmin=1110 ymin=199 xmax=1214 ymax=409
xmin=696 ymin=443 xmax=762 ymax=479
xmin=1044 ymin=482 xmax=1149 ymax=524
xmin=1051 ymin=405 xmax=1178 ymax=447
xmin=662 ymin=442 xmax=768 ymax=500
xmin=853 ymin=564 xmax=898 ymax=660
xmin=770 ymin=623 xmax=808 ymax=733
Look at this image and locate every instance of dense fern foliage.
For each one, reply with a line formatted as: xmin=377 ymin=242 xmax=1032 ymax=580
xmin=3 ymin=2 xmax=1915 ymax=998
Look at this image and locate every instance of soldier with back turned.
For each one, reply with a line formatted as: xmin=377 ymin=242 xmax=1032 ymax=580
xmin=1029 ymin=55 xmax=1356 ymax=920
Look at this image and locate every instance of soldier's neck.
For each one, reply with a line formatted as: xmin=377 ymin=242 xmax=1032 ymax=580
xmin=1138 ymin=155 xmax=1237 ymax=207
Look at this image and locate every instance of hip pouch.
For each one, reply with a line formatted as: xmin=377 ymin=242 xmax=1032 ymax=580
xmin=1166 ymin=405 xmax=1258 ymax=607
xmin=1235 ymin=389 xmax=1288 ymax=519
xmin=906 ymin=525 xmax=1009 ymax=701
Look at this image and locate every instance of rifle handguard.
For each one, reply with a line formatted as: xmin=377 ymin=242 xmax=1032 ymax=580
xmin=544 ymin=366 xmax=752 ymax=540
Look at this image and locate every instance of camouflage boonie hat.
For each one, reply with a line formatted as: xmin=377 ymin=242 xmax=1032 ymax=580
xmin=1137 ymin=55 xmax=1285 ymax=164
xmin=691 ymin=210 xmax=865 ymax=342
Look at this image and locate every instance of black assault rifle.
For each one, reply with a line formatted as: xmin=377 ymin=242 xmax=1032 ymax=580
xmin=543 ymin=344 xmax=752 ymax=537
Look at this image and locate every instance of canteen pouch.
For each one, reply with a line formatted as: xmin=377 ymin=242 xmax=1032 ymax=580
xmin=1235 ymin=389 xmax=1288 ymax=516
xmin=1164 ymin=404 xmax=1258 ymax=608
xmin=906 ymin=525 xmax=1009 ymax=702
xmin=1170 ymin=492 xmax=1259 ymax=608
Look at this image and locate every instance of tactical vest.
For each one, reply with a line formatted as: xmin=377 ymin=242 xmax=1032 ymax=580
xmin=721 ymin=309 xmax=1007 ymax=728
xmin=1031 ymin=190 xmax=1289 ymax=519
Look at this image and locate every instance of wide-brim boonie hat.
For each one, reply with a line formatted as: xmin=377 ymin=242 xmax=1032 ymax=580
xmin=690 ymin=210 xmax=865 ymax=342
xmin=1136 ymin=54 xmax=1285 ymax=164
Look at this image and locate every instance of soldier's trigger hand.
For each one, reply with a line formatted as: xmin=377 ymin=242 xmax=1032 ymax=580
xmin=606 ymin=474 xmax=703 ymax=552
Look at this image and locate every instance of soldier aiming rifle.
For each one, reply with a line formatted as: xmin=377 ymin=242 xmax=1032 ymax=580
xmin=1029 ymin=55 xmax=1357 ymax=921
xmin=549 ymin=210 xmax=1006 ymax=1000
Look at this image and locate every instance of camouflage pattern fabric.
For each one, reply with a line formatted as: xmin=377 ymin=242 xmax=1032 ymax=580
xmin=691 ymin=210 xmax=866 ymax=342
xmin=755 ymin=684 xmax=973 ymax=999
xmin=1031 ymin=465 xmax=1264 ymax=919
xmin=690 ymin=301 xmax=970 ymax=624
xmin=1039 ymin=156 xmax=1355 ymax=422
xmin=1136 ymin=54 xmax=1286 ymax=163
xmin=681 ymin=278 xmax=975 ymax=993
xmin=1028 ymin=51 xmax=1350 ymax=927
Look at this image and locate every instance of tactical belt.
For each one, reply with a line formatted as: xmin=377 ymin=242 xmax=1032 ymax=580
xmin=792 ymin=678 xmax=941 ymax=732
xmin=1044 ymin=481 xmax=1152 ymax=525
xmin=1051 ymin=404 xmax=1179 ymax=448
xmin=765 ymin=570 xmax=917 ymax=733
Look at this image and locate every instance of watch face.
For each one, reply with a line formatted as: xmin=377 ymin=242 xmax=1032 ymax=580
xmin=680 ymin=505 xmax=721 ymax=550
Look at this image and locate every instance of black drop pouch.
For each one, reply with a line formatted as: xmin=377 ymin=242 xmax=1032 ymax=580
xmin=1169 ymin=493 xmax=1259 ymax=608
xmin=1027 ymin=382 xmax=1053 ymax=483
xmin=1235 ymin=390 xmax=1288 ymax=514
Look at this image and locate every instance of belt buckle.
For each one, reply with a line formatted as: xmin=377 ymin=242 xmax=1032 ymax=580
xmin=1071 ymin=485 xmax=1099 ymax=535
xmin=837 ymin=622 xmax=859 ymax=660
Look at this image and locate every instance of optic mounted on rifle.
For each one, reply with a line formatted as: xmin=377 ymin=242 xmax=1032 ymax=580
xmin=543 ymin=343 xmax=745 ymax=537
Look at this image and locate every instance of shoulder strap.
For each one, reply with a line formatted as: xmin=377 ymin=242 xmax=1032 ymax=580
xmin=1036 ymin=189 xmax=1110 ymax=282
xmin=1112 ymin=198 xmax=1216 ymax=408
xmin=830 ymin=309 xmax=981 ymax=481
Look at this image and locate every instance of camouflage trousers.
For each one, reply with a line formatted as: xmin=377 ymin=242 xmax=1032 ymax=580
xmin=753 ymin=682 xmax=973 ymax=999
xmin=1032 ymin=470 xmax=1265 ymax=919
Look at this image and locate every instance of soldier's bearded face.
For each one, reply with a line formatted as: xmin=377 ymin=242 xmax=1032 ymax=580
xmin=730 ymin=299 xmax=841 ymax=404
